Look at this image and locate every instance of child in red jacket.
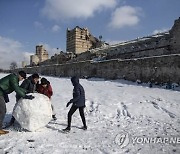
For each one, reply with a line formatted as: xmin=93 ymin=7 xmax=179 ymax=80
xmin=37 ymin=78 xmax=57 ymax=120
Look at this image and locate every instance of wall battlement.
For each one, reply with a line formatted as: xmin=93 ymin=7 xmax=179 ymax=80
xmin=18 ymin=18 xmax=180 ymax=84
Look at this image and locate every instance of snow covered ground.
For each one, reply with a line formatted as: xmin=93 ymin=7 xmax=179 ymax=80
xmin=0 ymin=73 xmax=180 ymax=154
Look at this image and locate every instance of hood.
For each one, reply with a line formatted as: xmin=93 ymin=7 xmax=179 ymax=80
xmin=71 ymin=76 xmax=79 ymax=86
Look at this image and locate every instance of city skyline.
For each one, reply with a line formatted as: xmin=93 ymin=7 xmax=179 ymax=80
xmin=0 ymin=0 xmax=179 ymax=69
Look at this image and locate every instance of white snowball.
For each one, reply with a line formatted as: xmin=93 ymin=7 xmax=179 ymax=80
xmin=13 ymin=93 xmax=52 ymax=131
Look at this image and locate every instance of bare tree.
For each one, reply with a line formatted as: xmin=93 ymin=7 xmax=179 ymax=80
xmin=99 ymin=35 xmax=102 ymax=41
xmin=0 ymin=68 xmax=4 ymax=72
xmin=10 ymin=62 xmax=17 ymax=70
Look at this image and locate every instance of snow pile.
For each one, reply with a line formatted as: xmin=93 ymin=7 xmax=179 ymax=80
xmin=13 ymin=93 xmax=52 ymax=131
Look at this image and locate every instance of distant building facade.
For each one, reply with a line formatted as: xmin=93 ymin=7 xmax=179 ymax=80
xmin=30 ymin=45 xmax=49 ymax=66
xmin=66 ymin=26 xmax=101 ymax=54
xmin=22 ymin=61 xmax=27 ymax=68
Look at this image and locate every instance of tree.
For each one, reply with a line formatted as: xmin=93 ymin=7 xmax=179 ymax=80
xmin=0 ymin=68 xmax=4 ymax=72
xmin=10 ymin=62 xmax=17 ymax=70
xmin=99 ymin=35 xmax=102 ymax=41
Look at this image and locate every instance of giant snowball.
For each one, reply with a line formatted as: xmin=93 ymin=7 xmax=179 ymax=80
xmin=13 ymin=93 xmax=52 ymax=131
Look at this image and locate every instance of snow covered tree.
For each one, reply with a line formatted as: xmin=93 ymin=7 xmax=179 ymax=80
xmin=10 ymin=62 xmax=17 ymax=70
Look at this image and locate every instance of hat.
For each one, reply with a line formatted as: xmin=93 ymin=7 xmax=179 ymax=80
xmin=41 ymin=78 xmax=48 ymax=85
xmin=18 ymin=71 xmax=26 ymax=79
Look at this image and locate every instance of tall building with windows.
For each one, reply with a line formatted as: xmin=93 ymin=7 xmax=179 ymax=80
xmin=66 ymin=26 xmax=100 ymax=54
xmin=30 ymin=45 xmax=49 ymax=65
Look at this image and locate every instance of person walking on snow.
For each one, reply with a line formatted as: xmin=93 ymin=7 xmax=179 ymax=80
xmin=0 ymin=71 xmax=29 ymax=135
xmin=36 ymin=77 xmax=57 ymax=121
xmin=63 ymin=76 xmax=87 ymax=132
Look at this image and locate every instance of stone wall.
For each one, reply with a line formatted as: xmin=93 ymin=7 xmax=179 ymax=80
xmin=17 ymin=54 xmax=180 ymax=84
xmin=18 ymin=18 xmax=180 ymax=84
xmin=82 ymin=18 xmax=180 ymax=61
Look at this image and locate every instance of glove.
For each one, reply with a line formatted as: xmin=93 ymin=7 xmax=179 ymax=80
xmin=66 ymin=101 xmax=72 ymax=107
xmin=24 ymin=95 xmax=35 ymax=100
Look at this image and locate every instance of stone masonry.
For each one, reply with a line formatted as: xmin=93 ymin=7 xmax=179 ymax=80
xmin=16 ymin=18 xmax=180 ymax=84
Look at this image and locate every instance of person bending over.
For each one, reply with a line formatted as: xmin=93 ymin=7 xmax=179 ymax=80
xmin=0 ymin=71 xmax=29 ymax=134
xmin=36 ymin=77 xmax=57 ymax=121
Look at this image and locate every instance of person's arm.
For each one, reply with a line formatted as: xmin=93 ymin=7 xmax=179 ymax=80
xmin=10 ymin=75 xmax=26 ymax=98
xmin=66 ymin=86 xmax=80 ymax=107
xmin=70 ymin=86 xmax=80 ymax=103
xmin=36 ymin=82 xmax=40 ymax=92
xmin=47 ymin=84 xmax=53 ymax=97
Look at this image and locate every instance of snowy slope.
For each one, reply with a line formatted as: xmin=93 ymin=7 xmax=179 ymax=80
xmin=0 ymin=73 xmax=180 ymax=154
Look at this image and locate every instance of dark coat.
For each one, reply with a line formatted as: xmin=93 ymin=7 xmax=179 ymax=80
xmin=21 ymin=76 xmax=37 ymax=93
xmin=70 ymin=77 xmax=85 ymax=107
xmin=16 ymin=76 xmax=37 ymax=101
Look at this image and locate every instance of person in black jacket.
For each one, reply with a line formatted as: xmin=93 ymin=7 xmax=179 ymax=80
xmin=16 ymin=73 xmax=40 ymax=101
xmin=63 ymin=76 xmax=87 ymax=132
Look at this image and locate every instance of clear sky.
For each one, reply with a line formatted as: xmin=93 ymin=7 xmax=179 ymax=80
xmin=0 ymin=0 xmax=179 ymax=69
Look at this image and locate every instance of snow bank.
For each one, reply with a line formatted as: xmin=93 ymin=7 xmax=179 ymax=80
xmin=13 ymin=93 xmax=52 ymax=131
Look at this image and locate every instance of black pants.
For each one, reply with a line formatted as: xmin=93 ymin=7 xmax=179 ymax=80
xmin=67 ymin=105 xmax=86 ymax=128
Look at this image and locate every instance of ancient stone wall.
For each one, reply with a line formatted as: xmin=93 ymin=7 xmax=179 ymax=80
xmin=86 ymin=18 xmax=180 ymax=61
xmin=66 ymin=26 xmax=99 ymax=54
xmin=17 ymin=54 xmax=180 ymax=84
xmin=18 ymin=18 xmax=180 ymax=84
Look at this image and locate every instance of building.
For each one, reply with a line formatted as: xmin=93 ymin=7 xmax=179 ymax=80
xmin=30 ymin=45 xmax=49 ymax=66
xmin=22 ymin=61 xmax=27 ymax=68
xmin=20 ymin=17 xmax=180 ymax=83
xmin=66 ymin=26 xmax=101 ymax=54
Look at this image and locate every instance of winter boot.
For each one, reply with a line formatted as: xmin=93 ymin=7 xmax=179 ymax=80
xmin=81 ymin=126 xmax=87 ymax=130
xmin=0 ymin=129 xmax=9 ymax=135
xmin=5 ymin=116 xmax=15 ymax=128
xmin=62 ymin=127 xmax=71 ymax=132
xmin=52 ymin=115 xmax=57 ymax=121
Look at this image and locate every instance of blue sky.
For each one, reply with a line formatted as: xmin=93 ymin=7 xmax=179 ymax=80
xmin=0 ymin=0 xmax=179 ymax=69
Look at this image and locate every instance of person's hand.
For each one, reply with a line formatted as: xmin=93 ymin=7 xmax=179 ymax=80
xmin=66 ymin=101 xmax=72 ymax=107
xmin=24 ymin=95 xmax=35 ymax=100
